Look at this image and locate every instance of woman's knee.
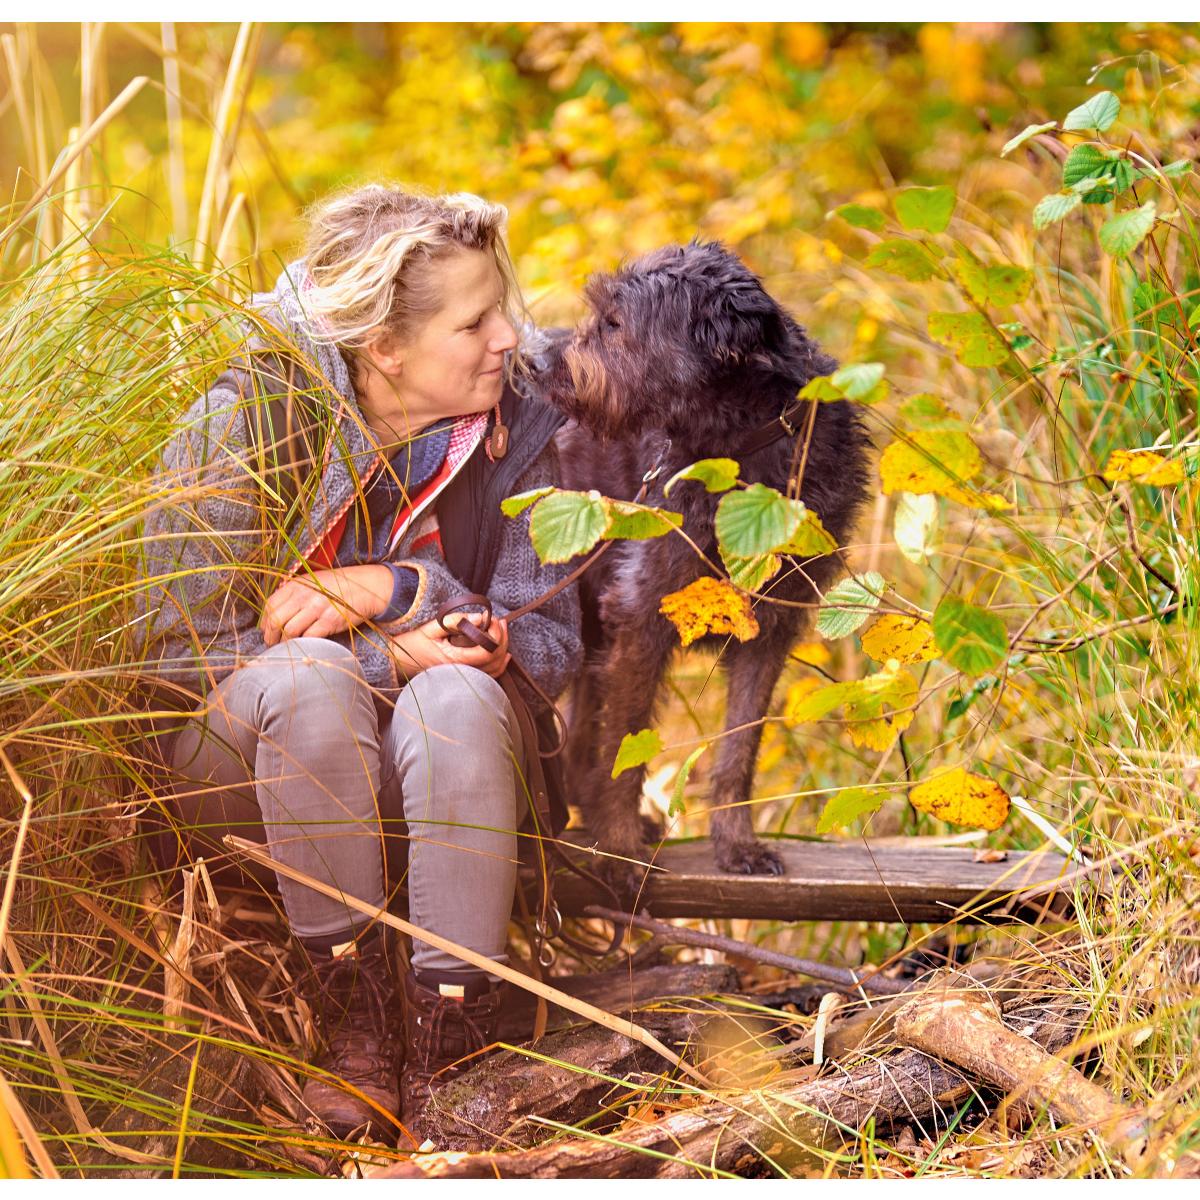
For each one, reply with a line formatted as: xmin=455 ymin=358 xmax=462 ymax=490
xmin=247 ymin=637 xmax=375 ymax=730
xmin=396 ymin=663 xmax=511 ymax=731
xmin=386 ymin=665 xmax=521 ymax=794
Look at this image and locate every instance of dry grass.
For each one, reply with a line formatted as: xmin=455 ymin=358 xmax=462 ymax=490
xmin=1 ymin=21 xmax=1199 ymax=1179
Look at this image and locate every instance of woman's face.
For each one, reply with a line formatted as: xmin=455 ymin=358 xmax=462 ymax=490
xmin=390 ymin=247 xmax=518 ymax=421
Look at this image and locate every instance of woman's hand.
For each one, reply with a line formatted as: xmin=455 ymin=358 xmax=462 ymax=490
xmin=388 ymin=613 xmax=511 ymax=680
xmin=260 ymin=564 xmax=394 ymax=645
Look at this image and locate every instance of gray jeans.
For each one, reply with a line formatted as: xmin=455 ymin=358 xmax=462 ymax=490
xmin=166 ymin=637 xmax=525 ymax=973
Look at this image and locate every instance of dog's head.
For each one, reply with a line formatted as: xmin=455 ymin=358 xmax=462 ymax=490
xmin=542 ymin=240 xmax=836 ymax=442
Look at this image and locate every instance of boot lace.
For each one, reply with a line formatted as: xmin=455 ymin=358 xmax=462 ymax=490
xmin=312 ymin=952 xmax=398 ymax=1081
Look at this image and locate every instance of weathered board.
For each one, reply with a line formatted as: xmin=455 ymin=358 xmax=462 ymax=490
xmin=550 ymin=838 xmax=1078 ymax=924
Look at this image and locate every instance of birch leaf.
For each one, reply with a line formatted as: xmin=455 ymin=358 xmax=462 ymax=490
xmin=910 ymin=767 xmax=1011 ymax=831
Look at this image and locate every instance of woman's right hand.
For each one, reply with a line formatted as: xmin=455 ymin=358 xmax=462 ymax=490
xmin=388 ymin=613 xmax=511 ymax=680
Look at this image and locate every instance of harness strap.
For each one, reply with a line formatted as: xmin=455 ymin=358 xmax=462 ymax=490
xmin=734 ymin=394 xmax=814 ymax=459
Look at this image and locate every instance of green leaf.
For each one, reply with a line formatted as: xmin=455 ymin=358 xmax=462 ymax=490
xmin=724 ymin=552 xmax=782 ymax=592
xmin=816 ymin=787 xmax=889 ymax=834
xmin=1033 ymin=192 xmax=1083 ymax=230
xmin=1111 ymin=159 xmax=1136 ymax=195
xmin=865 ymin=238 xmax=944 ymax=282
xmin=1000 ymin=121 xmax=1057 ymax=157
xmin=528 ymin=489 xmax=609 ymax=564
xmin=668 ymin=744 xmax=708 ymax=817
xmin=898 ymin=394 xmax=966 ymax=430
xmin=817 ymin=572 xmax=886 ymax=639
xmin=1099 ymin=201 xmax=1157 ymax=259
xmin=611 ymin=728 xmax=663 ymax=779
xmin=951 ymin=251 xmax=1034 ymax=308
xmin=1062 ymin=145 xmax=1116 ymax=203
xmin=1133 ymin=281 xmax=1168 ymax=319
xmin=928 ymin=311 xmax=1010 ymax=368
xmin=797 ymin=375 xmax=846 ymax=401
xmin=778 ymin=509 xmax=838 ymax=557
xmin=946 ymin=674 xmax=999 ymax=720
xmin=1162 ymin=160 xmax=1193 ymax=180
xmin=601 ymin=500 xmax=682 ymax=541
xmin=1062 ymin=144 xmax=1112 ymax=186
xmin=784 ymin=679 xmax=854 ymax=724
xmin=663 ymin=457 xmax=740 ymax=497
xmin=933 ymin=594 xmax=1008 ymax=676
xmin=894 ymin=185 xmax=956 ymax=234
xmin=893 ymin=491 xmax=939 ymax=564
xmin=831 ymin=362 xmax=884 ymax=400
xmin=832 ymin=203 xmax=885 ymax=232
xmin=715 ymin=483 xmax=803 ymax=559
xmin=1063 ymin=90 xmax=1120 ymax=133
xmin=500 ymin=486 xmax=554 ymax=517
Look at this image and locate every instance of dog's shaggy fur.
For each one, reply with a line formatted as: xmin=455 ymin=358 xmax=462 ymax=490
xmin=539 ymin=241 xmax=872 ymax=899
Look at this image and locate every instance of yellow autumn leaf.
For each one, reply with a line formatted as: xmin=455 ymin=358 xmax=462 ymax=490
xmin=783 ymin=666 xmax=917 ymax=750
xmin=757 ymin=723 xmax=787 ymax=774
xmin=782 ymin=676 xmax=826 ymax=726
xmin=659 ymin=576 xmax=760 ymax=647
xmin=1102 ymin=449 xmax=1186 ymax=486
xmin=909 ymin=767 xmax=1011 ymax=831
xmin=861 ymin=615 xmax=939 ymax=665
xmin=843 ymin=666 xmax=918 ymax=750
xmin=791 ymin=641 xmax=832 ymax=667
xmin=942 ymin=484 xmax=1013 ymax=511
xmin=879 ymin=430 xmax=982 ymax=497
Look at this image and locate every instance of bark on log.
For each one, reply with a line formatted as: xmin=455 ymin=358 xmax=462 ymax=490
xmin=376 ymin=989 xmax=1087 ymax=1177
xmin=892 ymin=987 xmax=1149 ymax=1166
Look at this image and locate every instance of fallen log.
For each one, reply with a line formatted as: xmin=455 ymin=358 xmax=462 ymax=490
xmin=419 ymin=1003 xmax=772 ymax=1153
xmin=892 ymin=987 xmax=1149 ymax=1167
xmin=375 ymin=988 xmax=1086 ymax=1178
xmin=554 ymin=838 xmax=1076 ymax=923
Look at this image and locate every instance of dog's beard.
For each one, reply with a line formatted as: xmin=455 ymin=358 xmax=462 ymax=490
xmin=557 ymin=343 xmax=628 ymax=439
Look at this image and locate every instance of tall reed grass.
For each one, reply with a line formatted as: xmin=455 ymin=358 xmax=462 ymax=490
xmin=0 ymin=21 xmax=1198 ymax=1178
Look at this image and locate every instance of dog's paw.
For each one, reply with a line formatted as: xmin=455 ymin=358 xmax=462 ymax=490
xmin=715 ymin=839 xmax=786 ymax=877
xmin=640 ymin=813 xmax=666 ymax=846
xmin=596 ymin=852 xmax=655 ymax=910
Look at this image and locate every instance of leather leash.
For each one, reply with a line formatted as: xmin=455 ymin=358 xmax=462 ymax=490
xmin=431 ymin=439 xmax=673 ymax=963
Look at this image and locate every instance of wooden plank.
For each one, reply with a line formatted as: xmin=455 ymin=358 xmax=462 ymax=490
xmin=549 ymin=838 xmax=1075 ymax=923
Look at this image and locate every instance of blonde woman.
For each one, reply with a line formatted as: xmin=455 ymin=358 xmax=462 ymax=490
xmin=135 ymin=186 xmax=581 ymax=1143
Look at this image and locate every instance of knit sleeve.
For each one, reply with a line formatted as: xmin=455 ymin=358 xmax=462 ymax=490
xmin=132 ymin=376 xmax=403 ymax=709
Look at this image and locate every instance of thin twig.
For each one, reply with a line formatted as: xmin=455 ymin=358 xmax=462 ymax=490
xmin=584 ymin=906 xmax=908 ymax=996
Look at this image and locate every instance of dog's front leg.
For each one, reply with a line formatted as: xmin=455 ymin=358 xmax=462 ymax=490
xmin=583 ymin=627 xmax=674 ymax=906
xmin=707 ymin=630 xmax=794 ymax=876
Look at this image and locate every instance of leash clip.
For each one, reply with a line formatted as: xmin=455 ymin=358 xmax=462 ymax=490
xmin=779 ymin=409 xmax=798 ymax=437
xmin=642 ymin=437 xmax=673 ymax=484
xmin=535 ymin=901 xmax=563 ymax=943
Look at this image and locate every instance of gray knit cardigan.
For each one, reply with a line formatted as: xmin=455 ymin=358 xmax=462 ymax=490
xmin=133 ymin=262 xmax=582 ymax=717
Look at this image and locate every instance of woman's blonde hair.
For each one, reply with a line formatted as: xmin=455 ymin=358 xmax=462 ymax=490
xmin=302 ymin=184 xmax=527 ymax=364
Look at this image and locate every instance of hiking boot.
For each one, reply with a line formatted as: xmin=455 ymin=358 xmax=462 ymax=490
xmin=299 ymin=929 xmax=403 ymax=1143
xmin=400 ymin=968 xmax=505 ymax=1141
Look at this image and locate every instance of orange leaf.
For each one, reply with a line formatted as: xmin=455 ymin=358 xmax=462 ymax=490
xmin=659 ymin=577 xmax=760 ymax=647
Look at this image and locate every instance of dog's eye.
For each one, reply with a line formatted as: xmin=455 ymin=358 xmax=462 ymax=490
xmin=604 ymin=316 xmax=621 ymax=332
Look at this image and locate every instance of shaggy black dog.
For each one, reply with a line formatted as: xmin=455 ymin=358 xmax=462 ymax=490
xmin=540 ymin=240 xmax=872 ymax=901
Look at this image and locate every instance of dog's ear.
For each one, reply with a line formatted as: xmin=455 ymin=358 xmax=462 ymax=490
xmin=692 ymin=281 xmax=787 ymax=367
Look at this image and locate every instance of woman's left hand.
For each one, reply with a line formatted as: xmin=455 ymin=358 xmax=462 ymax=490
xmin=260 ymin=564 xmax=394 ymax=645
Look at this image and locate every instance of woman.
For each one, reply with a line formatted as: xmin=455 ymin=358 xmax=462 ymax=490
xmin=134 ymin=185 xmax=582 ymax=1144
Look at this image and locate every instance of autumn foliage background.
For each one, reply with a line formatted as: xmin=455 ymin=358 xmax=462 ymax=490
xmin=1 ymin=21 xmax=1199 ymax=1178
